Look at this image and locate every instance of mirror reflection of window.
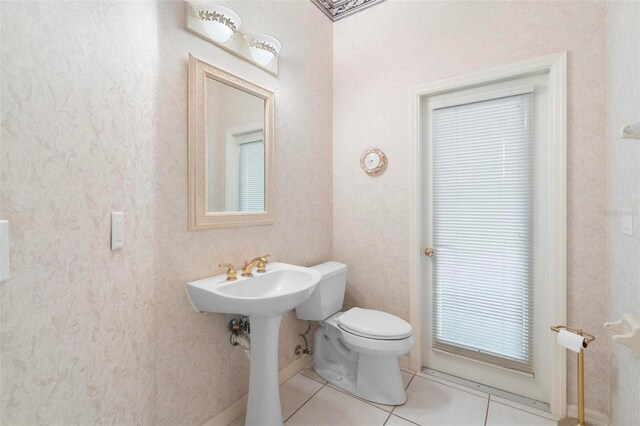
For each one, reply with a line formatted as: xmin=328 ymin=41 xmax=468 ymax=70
xmin=238 ymin=139 xmax=264 ymax=212
xmin=205 ymin=77 xmax=265 ymax=213
xmin=224 ymin=127 xmax=264 ymax=212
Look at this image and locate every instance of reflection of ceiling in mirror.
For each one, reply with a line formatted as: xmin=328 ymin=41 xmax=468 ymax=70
xmin=310 ymin=0 xmax=386 ymax=21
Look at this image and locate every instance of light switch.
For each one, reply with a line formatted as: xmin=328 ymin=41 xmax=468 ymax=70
xmin=111 ymin=212 xmax=125 ymax=250
xmin=0 ymin=220 xmax=9 ymax=282
xmin=623 ymin=208 xmax=633 ymax=236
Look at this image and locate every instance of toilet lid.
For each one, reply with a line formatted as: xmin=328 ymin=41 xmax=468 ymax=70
xmin=337 ymin=307 xmax=413 ymax=340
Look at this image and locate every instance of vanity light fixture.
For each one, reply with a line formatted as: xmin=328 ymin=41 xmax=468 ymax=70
xmin=244 ymin=33 xmax=281 ymax=66
xmin=197 ymin=4 xmax=241 ymax=43
xmin=186 ymin=2 xmax=281 ymax=74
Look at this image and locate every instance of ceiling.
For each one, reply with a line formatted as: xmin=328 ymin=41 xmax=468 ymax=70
xmin=310 ymin=0 xmax=387 ymax=21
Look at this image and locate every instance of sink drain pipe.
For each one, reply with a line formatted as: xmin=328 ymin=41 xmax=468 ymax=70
xmin=229 ymin=317 xmax=251 ymax=359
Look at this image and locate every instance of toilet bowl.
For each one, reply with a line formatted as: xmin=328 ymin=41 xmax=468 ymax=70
xmin=295 ymin=262 xmax=414 ymax=405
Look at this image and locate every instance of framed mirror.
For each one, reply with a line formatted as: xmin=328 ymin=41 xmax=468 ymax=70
xmin=188 ymin=54 xmax=274 ymax=230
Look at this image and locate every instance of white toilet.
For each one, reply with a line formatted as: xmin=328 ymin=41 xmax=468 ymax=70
xmin=296 ymin=261 xmax=414 ymax=405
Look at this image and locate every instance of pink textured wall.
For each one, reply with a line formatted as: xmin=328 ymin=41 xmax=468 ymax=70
xmin=332 ymin=0 xmax=609 ymax=414
xmin=154 ymin=2 xmax=333 ymax=425
xmin=1 ymin=1 xmax=333 ymax=425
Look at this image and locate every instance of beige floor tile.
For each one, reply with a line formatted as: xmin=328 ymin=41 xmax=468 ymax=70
xmin=486 ymin=401 xmax=557 ymax=426
xmin=393 ymin=375 xmax=488 ymax=426
xmin=300 ymin=364 xmax=327 ymax=384
xmin=385 ymin=414 xmax=419 ymax=425
xmin=280 ymin=374 xmax=325 ymax=421
xmin=285 ymin=385 xmax=389 ymax=426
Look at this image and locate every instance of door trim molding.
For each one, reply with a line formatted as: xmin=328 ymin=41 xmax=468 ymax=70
xmin=408 ymin=52 xmax=567 ymax=417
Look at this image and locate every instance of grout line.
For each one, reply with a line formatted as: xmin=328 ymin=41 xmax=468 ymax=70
xmin=484 ymin=395 xmax=491 ymax=426
xmin=389 ymin=412 xmax=422 ymax=426
xmin=293 ymin=371 xmax=416 ymax=419
xmin=383 ymin=412 xmax=392 ymax=426
xmin=405 ymin=373 xmax=415 ymax=390
xmin=299 ymin=367 xmax=328 ymax=385
xmin=325 ymin=382 xmax=396 ymax=413
xmin=283 ymin=382 xmax=327 ymax=423
xmin=389 ymin=372 xmax=416 ymax=416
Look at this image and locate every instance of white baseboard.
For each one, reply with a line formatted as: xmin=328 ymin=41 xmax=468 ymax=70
xmin=203 ymin=355 xmax=312 ymax=426
xmin=566 ymin=405 xmax=609 ymax=426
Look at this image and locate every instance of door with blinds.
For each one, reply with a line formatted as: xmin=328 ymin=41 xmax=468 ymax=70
xmin=422 ymin=72 xmax=552 ymax=403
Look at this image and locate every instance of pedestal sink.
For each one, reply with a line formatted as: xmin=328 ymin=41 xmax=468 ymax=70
xmin=186 ymin=262 xmax=321 ymax=426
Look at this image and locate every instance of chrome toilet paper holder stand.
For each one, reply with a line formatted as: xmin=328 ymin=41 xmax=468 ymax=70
xmin=550 ymin=325 xmax=596 ymax=426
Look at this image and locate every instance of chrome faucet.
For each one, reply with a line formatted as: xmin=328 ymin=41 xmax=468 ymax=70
xmin=241 ymin=254 xmax=270 ymax=277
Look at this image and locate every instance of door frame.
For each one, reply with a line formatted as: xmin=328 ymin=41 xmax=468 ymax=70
xmin=408 ymin=52 xmax=567 ymax=417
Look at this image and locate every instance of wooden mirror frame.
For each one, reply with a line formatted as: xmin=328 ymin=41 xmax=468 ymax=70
xmin=188 ymin=54 xmax=275 ymax=230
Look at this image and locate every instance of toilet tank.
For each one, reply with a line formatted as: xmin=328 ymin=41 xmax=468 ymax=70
xmin=295 ymin=261 xmax=347 ymax=321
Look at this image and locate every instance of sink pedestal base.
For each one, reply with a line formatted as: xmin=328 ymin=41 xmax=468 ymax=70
xmin=245 ymin=315 xmax=283 ymax=426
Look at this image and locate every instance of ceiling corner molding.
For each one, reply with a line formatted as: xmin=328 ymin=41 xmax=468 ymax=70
xmin=311 ymin=0 xmax=387 ymax=21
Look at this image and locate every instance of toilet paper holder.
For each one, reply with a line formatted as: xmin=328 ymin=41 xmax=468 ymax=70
xmin=550 ymin=325 xmax=595 ymax=347
xmin=550 ymin=325 xmax=595 ymax=426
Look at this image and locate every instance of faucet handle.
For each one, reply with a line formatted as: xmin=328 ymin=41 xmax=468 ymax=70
xmin=257 ymin=254 xmax=270 ymax=273
xmin=218 ymin=263 xmax=237 ymax=281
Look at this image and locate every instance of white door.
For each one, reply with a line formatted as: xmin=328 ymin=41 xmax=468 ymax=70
xmin=422 ymin=72 xmax=553 ymax=403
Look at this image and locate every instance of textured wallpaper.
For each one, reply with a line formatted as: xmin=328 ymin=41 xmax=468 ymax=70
xmin=153 ymin=2 xmax=332 ymax=425
xmin=1 ymin=1 xmax=333 ymax=425
xmin=607 ymin=3 xmax=640 ymax=425
xmin=332 ymin=0 xmax=610 ymax=414
xmin=1 ymin=2 xmax=159 ymax=424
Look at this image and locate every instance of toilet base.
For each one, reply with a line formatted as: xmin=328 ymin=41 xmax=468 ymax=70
xmin=312 ymin=321 xmax=409 ymax=406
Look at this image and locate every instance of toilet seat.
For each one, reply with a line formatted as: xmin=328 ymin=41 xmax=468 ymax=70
xmin=337 ymin=307 xmax=413 ymax=340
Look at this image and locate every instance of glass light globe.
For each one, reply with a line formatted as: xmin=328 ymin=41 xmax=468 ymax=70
xmin=244 ymin=34 xmax=281 ymax=66
xmin=198 ymin=5 xmax=241 ymax=43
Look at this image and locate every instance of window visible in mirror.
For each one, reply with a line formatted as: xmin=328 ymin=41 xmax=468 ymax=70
xmin=238 ymin=139 xmax=264 ymax=211
xmin=205 ymin=77 xmax=265 ymax=213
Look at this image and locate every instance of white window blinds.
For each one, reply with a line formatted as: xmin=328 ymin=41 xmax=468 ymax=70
xmin=239 ymin=140 xmax=265 ymax=212
xmin=431 ymin=91 xmax=534 ymax=374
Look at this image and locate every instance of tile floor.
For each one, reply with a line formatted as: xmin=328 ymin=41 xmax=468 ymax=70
xmin=228 ymin=365 xmax=558 ymax=426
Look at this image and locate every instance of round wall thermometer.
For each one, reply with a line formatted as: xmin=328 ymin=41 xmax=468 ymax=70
xmin=360 ymin=147 xmax=387 ymax=176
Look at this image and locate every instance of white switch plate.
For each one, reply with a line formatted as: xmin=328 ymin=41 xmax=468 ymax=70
xmin=623 ymin=208 xmax=633 ymax=236
xmin=111 ymin=212 xmax=125 ymax=250
xmin=0 ymin=220 xmax=9 ymax=282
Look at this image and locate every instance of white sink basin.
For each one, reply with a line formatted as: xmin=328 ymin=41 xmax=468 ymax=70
xmin=186 ymin=262 xmax=321 ymax=426
xmin=187 ymin=262 xmax=321 ymax=317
